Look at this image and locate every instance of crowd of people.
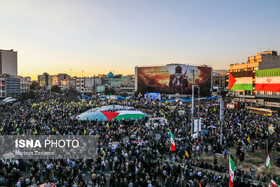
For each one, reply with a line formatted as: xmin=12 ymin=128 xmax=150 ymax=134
xmin=0 ymin=91 xmax=279 ymax=187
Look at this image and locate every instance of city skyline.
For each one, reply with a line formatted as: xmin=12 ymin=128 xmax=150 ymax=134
xmin=1 ymin=0 xmax=280 ymax=80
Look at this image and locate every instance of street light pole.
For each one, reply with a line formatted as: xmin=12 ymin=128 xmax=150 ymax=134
xmin=191 ymin=70 xmax=194 ymax=136
xmin=197 ymin=86 xmax=200 ymax=118
xmin=219 ymin=96 xmax=224 ymax=146
xmin=93 ymin=75 xmax=96 ymax=95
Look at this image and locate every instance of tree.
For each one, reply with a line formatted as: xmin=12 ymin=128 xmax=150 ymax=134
xmin=120 ymin=92 xmax=128 ymax=97
xmin=30 ymin=81 xmax=40 ymax=90
xmin=104 ymin=88 xmax=115 ymax=95
xmin=51 ymin=85 xmax=62 ymax=93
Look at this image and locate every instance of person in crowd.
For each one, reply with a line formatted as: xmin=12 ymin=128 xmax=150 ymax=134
xmin=0 ymin=90 xmax=279 ymax=186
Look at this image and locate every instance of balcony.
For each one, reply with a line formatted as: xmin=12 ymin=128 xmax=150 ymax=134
xmin=238 ymin=95 xmax=255 ymax=98
xmin=256 ymin=94 xmax=280 ymax=99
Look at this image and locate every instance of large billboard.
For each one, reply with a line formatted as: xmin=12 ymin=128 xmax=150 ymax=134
xmin=136 ymin=64 xmax=212 ymax=95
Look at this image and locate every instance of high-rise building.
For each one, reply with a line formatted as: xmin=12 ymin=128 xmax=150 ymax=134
xmin=0 ymin=49 xmax=17 ymax=76
xmin=38 ymin=73 xmax=53 ymax=88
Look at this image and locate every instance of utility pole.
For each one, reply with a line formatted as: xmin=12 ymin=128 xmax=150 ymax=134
xmin=220 ymin=96 xmax=224 ymax=146
xmin=197 ymin=86 xmax=200 ymax=118
xmin=93 ymin=75 xmax=96 ymax=95
xmin=191 ymin=70 xmax=194 ymax=136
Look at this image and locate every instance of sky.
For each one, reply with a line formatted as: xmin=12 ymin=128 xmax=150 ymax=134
xmin=1 ymin=0 xmax=280 ymax=80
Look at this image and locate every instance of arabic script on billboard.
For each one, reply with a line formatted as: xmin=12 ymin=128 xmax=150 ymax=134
xmin=137 ymin=65 xmax=211 ymax=95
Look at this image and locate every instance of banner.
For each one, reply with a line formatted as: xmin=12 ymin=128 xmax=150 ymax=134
xmin=194 ymin=119 xmax=199 ymax=133
xmin=194 ymin=118 xmax=202 ymax=133
xmin=255 ymin=68 xmax=280 ymax=92
xmin=137 ymin=65 xmax=211 ymax=95
xmin=229 ymin=71 xmax=253 ymax=91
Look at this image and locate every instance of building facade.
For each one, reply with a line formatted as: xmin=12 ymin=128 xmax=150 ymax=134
xmin=229 ymin=51 xmax=280 ymax=109
xmin=0 ymin=49 xmax=17 ymax=76
xmin=72 ymin=72 xmax=135 ymax=95
xmin=74 ymin=76 xmax=102 ymax=94
xmin=105 ymin=72 xmax=135 ymax=95
xmin=6 ymin=77 xmax=20 ymax=97
xmin=52 ymin=74 xmax=71 ymax=86
xmin=0 ymin=77 xmax=5 ymax=98
xmin=38 ymin=73 xmax=53 ymax=88
xmin=120 ymin=80 xmax=135 ymax=95
xmin=0 ymin=75 xmax=21 ymax=98
xmin=213 ymin=72 xmax=228 ymax=87
xmin=20 ymin=76 xmax=31 ymax=93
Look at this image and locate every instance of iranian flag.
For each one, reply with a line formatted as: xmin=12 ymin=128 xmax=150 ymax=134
xmin=170 ymin=132 xmax=176 ymax=151
xmin=266 ymin=148 xmax=271 ymax=168
xmin=255 ymin=68 xmax=280 ymax=91
xmin=229 ymin=71 xmax=253 ymax=91
xmin=229 ymin=155 xmax=236 ymax=187
xmin=271 ymin=180 xmax=279 ymax=187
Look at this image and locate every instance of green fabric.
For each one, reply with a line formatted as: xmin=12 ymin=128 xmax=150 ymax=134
xmin=114 ymin=114 xmax=146 ymax=120
xmin=231 ymin=84 xmax=253 ymax=91
xmin=170 ymin=132 xmax=174 ymax=139
xmin=230 ymin=156 xmax=236 ymax=172
xmin=266 ymin=155 xmax=271 ymax=168
xmin=256 ymin=68 xmax=280 ymax=77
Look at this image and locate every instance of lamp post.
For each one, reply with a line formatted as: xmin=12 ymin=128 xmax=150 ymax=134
xmin=93 ymin=75 xmax=96 ymax=95
xmin=219 ymin=96 xmax=224 ymax=146
xmin=191 ymin=70 xmax=194 ymax=136
xmin=195 ymin=85 xmax=200 ymax=118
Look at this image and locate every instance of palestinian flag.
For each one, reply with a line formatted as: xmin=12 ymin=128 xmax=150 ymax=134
xmin=255 ymin=68 xmax=280 ymax=92
xmin=266 ymin=148 xmax=271 ymax=168
xmin=229 ymin=71 xmax=253 ymax=91
xmin=138 ymin=93 xmax=143 ymax=97
xmin=271 ymin=180 xmax=279 ymax=187
xmin=229 ymin=155 xmax=236 ymax=187
xmin=170 ymin=132 xmax=176 ymax=151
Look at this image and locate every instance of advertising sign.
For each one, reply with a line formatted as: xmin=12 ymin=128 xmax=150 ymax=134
xmin=145 ymin=93 xmax=161 ymax=100
xmin=137 ymin=64 xmax=211 ymax=95
xmin=245 ymin=99 xmax=256 ymax=103
xmin=265 ymin=102 xmax=280 ymax=108
xmin=226 ymin=103 xmax=239 ymax=109
xmin=193 ymin=119 xmax=199 ymax=133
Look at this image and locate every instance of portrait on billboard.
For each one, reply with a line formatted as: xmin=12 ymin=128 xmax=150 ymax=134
xmin=169 ymin=65 xmax=189 ymax=93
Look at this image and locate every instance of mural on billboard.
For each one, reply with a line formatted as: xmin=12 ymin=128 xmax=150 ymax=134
xmin=137 ymin=65 xmax=211 ymax=95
